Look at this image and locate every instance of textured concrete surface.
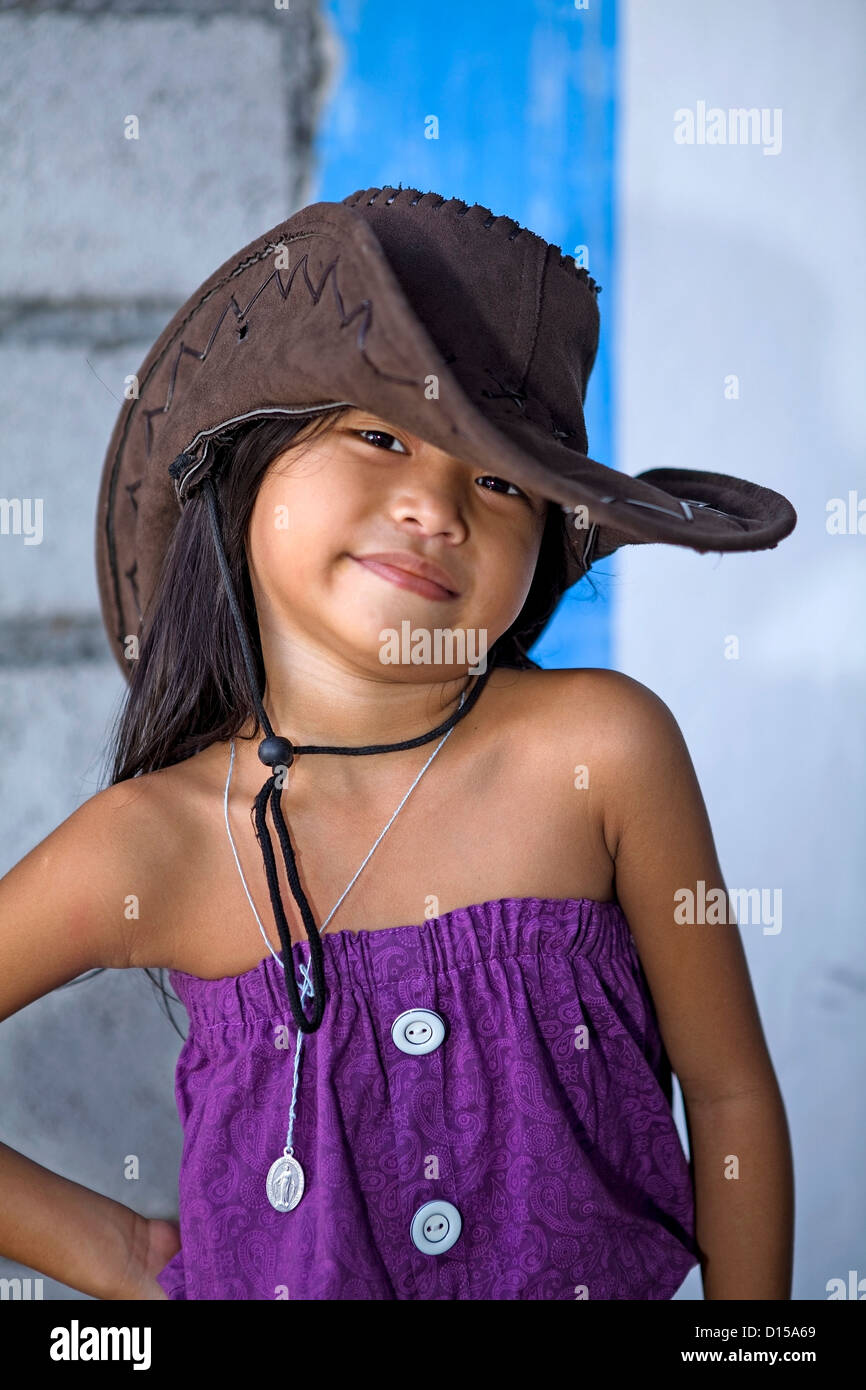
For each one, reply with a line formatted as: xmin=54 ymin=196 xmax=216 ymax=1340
xmin=0 ymin=0 xmax=333 ymax=1301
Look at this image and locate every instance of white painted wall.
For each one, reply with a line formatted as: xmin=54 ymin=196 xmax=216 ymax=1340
xmin=616 ymin=0 xmax=866 ymax=1300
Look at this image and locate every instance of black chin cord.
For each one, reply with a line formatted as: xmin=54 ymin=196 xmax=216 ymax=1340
xmin=201 ymin=476 xmax=497 ymax=1034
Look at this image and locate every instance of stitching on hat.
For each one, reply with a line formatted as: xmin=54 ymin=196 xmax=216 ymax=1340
xmin=135 ymin=233 xmax=300 ymax=386
xmin=559 ymin=256 xmax=601 ymax=295
xmin=124 ymin=560 xmax=142 ymax=621
xmin=398 ymin=189 xmax=522 ymax=239
xmin=228 ymin=240 xmax=291 ymax=282
xmin=431 ymin=350 xmax=581 ymax=439
xmin=351 ymin=186 xmax=597 ymax=290
xmin=680 ymin=498 xmax=750 ymax=528
xmin=601 ymin=494 xmax=698 ymax=524
xmin=479 ymin=368 xmax=581 ymax=441
xmin=481 ymin=368 xmax=528 ymax=411
xmin=140 ymin=246 xmax=421 ymax=459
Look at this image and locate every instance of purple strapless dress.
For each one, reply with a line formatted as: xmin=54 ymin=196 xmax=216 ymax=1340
xmin=155 ymin=896 xmax=700 ymax=1300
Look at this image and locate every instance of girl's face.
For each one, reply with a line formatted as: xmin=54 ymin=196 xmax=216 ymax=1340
xmin=245 ymin=408 xmax=549 ymax=674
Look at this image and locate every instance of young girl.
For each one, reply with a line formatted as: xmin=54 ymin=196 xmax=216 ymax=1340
xmin=0 ymin=185 xmax=795 ymax=1301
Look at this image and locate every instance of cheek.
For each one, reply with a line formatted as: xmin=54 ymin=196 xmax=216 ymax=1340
xmin=248 ymin=481 xmax=345 ymax=599
xmin=500 ymin=523 xmax=544 ymax=589
xmin=493 ymin=526 xmax=545 ymax=620
xmin=521 ymin=513 xmax=548 ymax=577
xmin=247 ymin=492 xmax=306 ymax=602
xmin=250 ymin=499 xmax=291 ymax=575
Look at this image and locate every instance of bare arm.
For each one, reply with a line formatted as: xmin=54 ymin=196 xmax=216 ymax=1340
xmin=0 ymin=781 xmax=176 ymax=1299
xmin=588 ymin=671 xmax=794 ymax=1300
xmin=0 ymin=1141 xmax=154 ymax=1301
xmin=682 ymin=1088 xmax=793 ymax=1299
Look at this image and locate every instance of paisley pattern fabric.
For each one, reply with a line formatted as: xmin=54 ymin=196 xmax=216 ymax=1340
xmin=156 ymin=897 xmax=700 ymax=1300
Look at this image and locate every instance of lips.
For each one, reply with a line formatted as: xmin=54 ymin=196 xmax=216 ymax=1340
xmin=351 ymin=552 xmax=460 ymax=601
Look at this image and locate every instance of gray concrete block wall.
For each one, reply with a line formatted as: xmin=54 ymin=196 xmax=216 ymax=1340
xmin=0 ymin=0 xmax=334 ymax=1300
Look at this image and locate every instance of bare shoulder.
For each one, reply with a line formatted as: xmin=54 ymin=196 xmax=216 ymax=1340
xmin=0 ymin=774 xmax=181 ymax=1022
xmin=60 ymin=768 xmax=202 ymax=970
xmin=492 ymin=663 xmax=680 ymax=749
xmin=492 ymin=665 xmax=690 ymax=850
xmin=70 ymin=771 xmax=182 ymax=861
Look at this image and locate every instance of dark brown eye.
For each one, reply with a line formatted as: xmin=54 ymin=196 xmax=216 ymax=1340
xmin=355 ymin=429 xmax=408 ymax=454
xmin=476 ymin=475 xmax=528 ymax=500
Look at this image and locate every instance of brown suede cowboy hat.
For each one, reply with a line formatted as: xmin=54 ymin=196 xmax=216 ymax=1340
xmin=95 ymin=183 xmax=797 ymax=676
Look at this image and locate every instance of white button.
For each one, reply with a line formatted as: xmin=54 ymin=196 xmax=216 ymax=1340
xmin=410 ymin=1200 xmax=462 ymax=1255
xmin=391 ymin=1008 xmax=446 ymax=1055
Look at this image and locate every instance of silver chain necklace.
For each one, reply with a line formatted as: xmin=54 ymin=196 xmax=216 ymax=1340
xmin=223 ymin=691 xmax=465 ymax=1212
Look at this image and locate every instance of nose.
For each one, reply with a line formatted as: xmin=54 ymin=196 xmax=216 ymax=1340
xmin=390 ymin=467 xmax=469 ymax=543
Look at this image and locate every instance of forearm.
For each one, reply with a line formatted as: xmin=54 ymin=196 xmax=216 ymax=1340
xmin=0 ymin=1139 xmax=146 ymax=1300
xmin=683 ymin=1084 xmax=794 ymax=1300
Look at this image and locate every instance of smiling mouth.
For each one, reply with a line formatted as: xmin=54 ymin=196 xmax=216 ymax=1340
xmin=350 ymin=556 xmax=459 ymax=601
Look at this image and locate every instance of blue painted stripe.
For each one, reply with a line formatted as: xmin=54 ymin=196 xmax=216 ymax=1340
xmin=315 ymin=0 xmax=618 ymax=668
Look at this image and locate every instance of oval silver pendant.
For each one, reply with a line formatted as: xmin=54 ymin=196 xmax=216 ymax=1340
xmin=266 ymin=1153 xmax=305 ymax=1212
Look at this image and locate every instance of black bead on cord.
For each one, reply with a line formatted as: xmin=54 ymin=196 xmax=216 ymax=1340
xmin=200 ymin=475 xmax=498 ymax=1034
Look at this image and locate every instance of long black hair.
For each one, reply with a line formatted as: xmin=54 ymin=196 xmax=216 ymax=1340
xmin=70 ymin=408 xmax=594 ymax=1036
